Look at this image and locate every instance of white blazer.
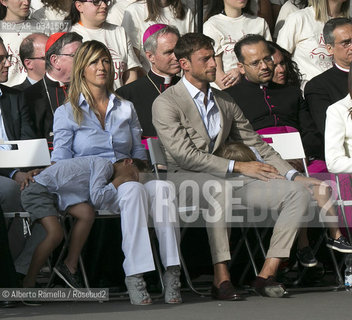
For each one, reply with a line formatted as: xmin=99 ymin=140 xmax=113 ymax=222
xmin=325 ymin=94 xmax=352 ymax=173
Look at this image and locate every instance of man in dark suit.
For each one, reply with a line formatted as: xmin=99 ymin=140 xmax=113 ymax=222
xmin=22 ymin=32 xmax=82 ymax=148
xmin=0 ymin=37 xmax=37 ymax=306
xmin=117 ymin=24 xmax=181 ymax=137
xmin=225 ymin=35 xmax=323 ymax=166
xmin=13 ymin=33 xmax=48 ymax=91
xmin=305 ymin=18 xmax=352 ymax=136
xmin=0 ymin=37 xmax=37 ymax=213
xmin=153 ymin=33 xmax=322 ymax=299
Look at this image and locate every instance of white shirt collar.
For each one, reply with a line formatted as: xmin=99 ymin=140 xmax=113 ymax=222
xmin=46 ymin=72 xmax=66 ymax=87
xmin=334 ymin=63 xmax=349 ymax=73
xmin=150 ymin=69 xmax=172 ymax=84
xmin=182 ymin=76 xmax=213 ymax=100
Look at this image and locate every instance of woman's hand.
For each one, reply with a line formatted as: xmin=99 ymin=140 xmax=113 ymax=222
xmin=221 ymin=68 xmax=241 ymax=88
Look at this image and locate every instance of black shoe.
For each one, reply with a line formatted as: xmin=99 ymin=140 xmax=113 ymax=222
xmin=22 ymin=300 xmax=41 ymax=307
xmin=296 ymin=246 xmax=318 ymax=267
xmin=0 ymin=301 xmax=17 ymax=308
xmin=252 ymin=276 xmax=287 ymax=298
xmin=54 ymin=263 xmax=84 ymax=289
xmin=326 ymin=236 xmax=352 ymax=253
xmin=211 ymin=281 xmax=244 ymax=301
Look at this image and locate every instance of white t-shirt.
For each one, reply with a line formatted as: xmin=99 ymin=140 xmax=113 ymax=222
xmin=2 ymin=22 xmax=32 ymax=87
xmin=31 ymin=6 xmax=67 ymax=21
xmin=71 ymin=22 xmax=141 ymax=89
xmin=204 ymin=13 xmax=272 ymax=74
xmin=274 ymin=0 xmax=300 ymax=39
xmin=106 ymin=0 xmax=135 ymax=26
xmin=121 ymin=1 xmax=194 ymax=71
xmin=276 ymin=6 xmax=333 ymax=86
xmin=30 ymin=0 xmax=44 ymax=12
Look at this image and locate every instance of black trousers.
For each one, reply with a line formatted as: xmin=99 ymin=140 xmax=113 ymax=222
xmin=0 ymin=206 xmax=18 ymax=287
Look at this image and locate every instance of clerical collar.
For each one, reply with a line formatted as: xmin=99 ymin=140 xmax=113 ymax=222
xmin=150 ymin=69 xmax=172 ymax=84
xmin=259 ymin=83 xmax=269 ymax=89
xmin=46 ymin=72 xmax=66 ymax=87
xmin=334 ymin=63 xmax=349 ymax=73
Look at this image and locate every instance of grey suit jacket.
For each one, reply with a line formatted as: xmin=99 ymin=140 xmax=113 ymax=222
xmin=152 ymin=80 xmax=293 ymax=178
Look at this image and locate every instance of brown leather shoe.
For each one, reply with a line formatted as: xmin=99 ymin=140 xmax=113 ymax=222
xmin=252 ymin=276 xmax=287 ymax=298
xmin=211 ymin=280 xmax=243 ymax=301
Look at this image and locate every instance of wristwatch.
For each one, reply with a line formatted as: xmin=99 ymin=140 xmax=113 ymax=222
xmin=290 ymin=172 xmax=303 ymax=181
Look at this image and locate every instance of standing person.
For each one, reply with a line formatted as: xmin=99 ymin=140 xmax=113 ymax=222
xmin=117 ymin=24 xmax=181 ymax=137
xmin=31 ymin=0 xmax=71 ymax=21
xmin=305 ymin=17 xmax=352 ymax=136
xmin=52 ymin=40 xmax=181 ymax=305
xmin=0 ymin=0 xmax=34 ymax=87
xmin=203 ymin=0 xmax=272 ymax=89
xmin=106 ymin=0 xmax=135 ymax=26
xmin=277 ymin=0 xmax=350 ymax=88
xmin=13 ymin=32 xmax=48 ymax=91
xmin=67 ymin=0 xmax=141 ymax=89
xmin=152 ymin=32 xmax=323 ymax=299
xmin=122 ymin=0 xmax=194 ymax=72
xmin=274 ymin=0 xmax=308 ymax=39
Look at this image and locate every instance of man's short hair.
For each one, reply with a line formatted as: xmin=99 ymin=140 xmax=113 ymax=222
xmin=234 ymin=34 xmax=268 ymax=63
xmin=45 ymin=32 xmax=82 ymax=71
xmin=323 ymin=17 xmax=352 ymax=46
xmin=19 ymin=33 xmax=46 ymax=68
xmin=174 ymin=33 xmax=214 ymax=61
xmin=143 ymin=25 xmax=180 ymax=54
xmin=0 ymin=36 xmax=3 ymax=45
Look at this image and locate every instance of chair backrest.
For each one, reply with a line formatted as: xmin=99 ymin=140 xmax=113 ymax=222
xmin=147 ymin=138 xmax=167 ymax=180
xmin=0 ymin=138 xmax=51 ymax=168
xmin=260 ymin=131 xmax=308 ymax=176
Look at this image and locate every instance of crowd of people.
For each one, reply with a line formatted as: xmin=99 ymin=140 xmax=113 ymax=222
xmin=2 ymin=0 xmax=352 ymax=308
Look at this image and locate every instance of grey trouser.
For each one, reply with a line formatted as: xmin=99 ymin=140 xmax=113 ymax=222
xmin=168 ymin=172 xmax=311 ymax=264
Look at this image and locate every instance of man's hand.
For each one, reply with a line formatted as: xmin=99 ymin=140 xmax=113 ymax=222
xmin=293 ymin=175 xmax=322 ymax=194
xmin=13 ymin=171 xmax=33 ymax=190
xmin=222 ymin=68 xmax=241 ymax=88
xmin=234 ymin=161 xmax=283 ymax=181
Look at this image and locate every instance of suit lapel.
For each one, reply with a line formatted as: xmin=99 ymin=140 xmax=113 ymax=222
xmin=212 ymin=93 xmax=226 ymax=152
xmin=0 ymin=92 xmax=15 ymax=140
xmin=174 ymin=81 xmax=211 ymax=145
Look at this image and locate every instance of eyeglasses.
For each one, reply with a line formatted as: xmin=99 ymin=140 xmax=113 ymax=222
xmin=27 ymin=56 xmax=45 ymax=60
xmin=0 ymin=54 xmax=14 ymax=64
xmin=57 ymin=53 xmax=76 ymax=58
xmin=243 ymin=56 xmax=274 ymax=69
xmin=77 ymin=0 xmax=111 ymax=6
xmin=335 ymin=38 xmax=352 ymax=49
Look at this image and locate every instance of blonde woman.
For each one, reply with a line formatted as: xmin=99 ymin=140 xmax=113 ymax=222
xmin=52 ymin=40 xmax=181 ymax=305
xmin=277 ymin=0 xmax=349 ymax=88
xmin=121 ymin=0 xmax=194 ymax=71
xmin=203 ymin=0 xmax=272 ymax=89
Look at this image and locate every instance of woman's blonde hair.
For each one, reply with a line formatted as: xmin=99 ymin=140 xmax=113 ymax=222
xmin=68 ymin=40 xmax=115 ymax=125
xmin=309 ymin=0 xmax=350 ymax=23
